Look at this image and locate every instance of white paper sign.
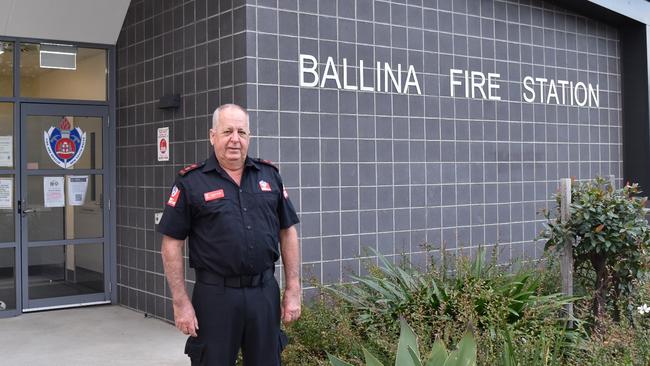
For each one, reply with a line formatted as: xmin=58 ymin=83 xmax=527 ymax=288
xmin=0 ymin=178 xmax=12 ymax=209
xmin=0 ymin=136 xmax=12 ymax=167
xmin=67 ymin=175 xmax=89 ymax=206
xmin=157 ymin=127 xmax=170 ymax=161
xmin=44 ymin=176 xmax=65 ymax=207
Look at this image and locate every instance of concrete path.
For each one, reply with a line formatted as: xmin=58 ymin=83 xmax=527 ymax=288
xmin=0 ymin=305 xmax=188 ymax=366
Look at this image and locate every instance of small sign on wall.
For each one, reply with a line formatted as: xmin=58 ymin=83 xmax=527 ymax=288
xmin=157 ymin=127 xmax=169 ymax=162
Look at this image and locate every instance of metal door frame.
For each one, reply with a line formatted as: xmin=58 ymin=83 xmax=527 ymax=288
xmin=0 ymin=38 xmax=115 ymax=318
xmin=19 ymin=103 xmax=111 ymax=311
xmin=0 ymin=99 xmax=21 ymax=318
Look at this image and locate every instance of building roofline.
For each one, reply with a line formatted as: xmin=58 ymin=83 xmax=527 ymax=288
xmin=554 ymin=0 xmax=650 ymax=25
xmin=588 ymin=0 xmax=650 ymax=24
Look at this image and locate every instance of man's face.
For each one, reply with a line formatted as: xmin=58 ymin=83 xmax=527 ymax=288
xmin=210 ymin=107 xmax=250 ymax=167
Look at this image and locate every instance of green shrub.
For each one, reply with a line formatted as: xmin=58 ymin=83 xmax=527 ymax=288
xmin=282 ymin=300 xmax=368 ymax=365
xmin=541 ymin=177 xmax=650 ymax=321
xmin=564 ymin=300 xmax=650 ymax=366
xmin=282 ymin=247 xmax=650 ymax=365
xmin=328 ymin=319 xmax=477 ymax=366
xmin=322 ymin=248 xmax=580 ymax=365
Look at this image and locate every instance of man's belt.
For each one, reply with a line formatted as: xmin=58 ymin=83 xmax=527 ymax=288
xmin=196 ymin=268 xmax=274 ymax=288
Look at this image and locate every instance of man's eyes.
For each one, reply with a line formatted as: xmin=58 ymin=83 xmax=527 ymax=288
xmin=222 ymin=129 xmax=248 ymax=136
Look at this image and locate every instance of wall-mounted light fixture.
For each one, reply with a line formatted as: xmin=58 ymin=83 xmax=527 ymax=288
xmin=39 ymin=43 xmax=77 ymax=70
xmin=159 ymin=94 xmax=181 ymax=109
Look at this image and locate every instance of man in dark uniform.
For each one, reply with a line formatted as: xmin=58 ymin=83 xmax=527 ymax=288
xmin=158 ymin=103 xmax=301 ymax=365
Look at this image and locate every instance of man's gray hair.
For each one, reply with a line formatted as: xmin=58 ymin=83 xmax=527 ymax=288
xmin=212 ymin=103 xmax=249 ymax=129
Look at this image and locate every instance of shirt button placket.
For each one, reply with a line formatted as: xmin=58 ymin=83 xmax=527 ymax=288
xmin=240 ymin=188 xmax=255 ymax=269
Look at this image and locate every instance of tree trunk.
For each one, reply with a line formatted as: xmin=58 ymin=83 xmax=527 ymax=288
xmin=611 ymin=274 xmax=621 ymax=322
xmin=590 ymin=254 xmax=609 ymax=321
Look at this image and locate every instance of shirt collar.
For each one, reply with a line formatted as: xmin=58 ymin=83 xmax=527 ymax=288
xmin=246 ymin=157 xmax=261 ymax=170
xmin=202 ymin=154 xmax=259 ymax=173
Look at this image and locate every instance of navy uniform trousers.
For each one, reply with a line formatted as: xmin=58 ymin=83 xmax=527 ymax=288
xmin=184 ymin=271 xmax=286 ymax=365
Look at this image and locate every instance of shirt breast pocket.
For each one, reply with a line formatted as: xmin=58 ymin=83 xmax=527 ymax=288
xmin=200 ymin=197 xmax=234 ymax=217
xmin=254 ymin=192 xmax=280 ymax=231
xmin=255 ymin=192 xmax=278 ymax=210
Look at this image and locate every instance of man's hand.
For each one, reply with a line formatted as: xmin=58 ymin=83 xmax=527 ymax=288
xmin=173 ymin=300 xmax=199 ymax=337
xmin=281 ymin=287 xmax=302 ymax=324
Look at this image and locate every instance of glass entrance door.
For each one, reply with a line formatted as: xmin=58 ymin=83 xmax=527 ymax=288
xmin=20 ymin=104 xmax=110 ymax=311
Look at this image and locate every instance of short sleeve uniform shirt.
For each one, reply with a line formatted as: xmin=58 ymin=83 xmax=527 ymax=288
xmin=157 ymin=154 xmax=300 ymax=277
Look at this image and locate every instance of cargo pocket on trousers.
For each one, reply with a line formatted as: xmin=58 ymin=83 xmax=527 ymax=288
xmin=184 ymin=336 xmax=205 ymax=366
xmin=276 ymin=329 xmax=289 ymax=365
xmin=279 ymin=329 xmax=289 ymax=352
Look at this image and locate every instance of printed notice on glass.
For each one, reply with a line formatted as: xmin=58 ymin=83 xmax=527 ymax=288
xmin=44 ymin=176 xmax=65 ymax=207
xmin=67 ymin=175 xmax=88 ymax=206
xmin=0 ymin=178 xmax=12 ymax=209
xmin=0 ymin=136 xmax=12 ymax=167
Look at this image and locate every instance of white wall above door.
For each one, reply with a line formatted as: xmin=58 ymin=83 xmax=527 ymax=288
xmin=0 ymin=0 xmax=131 ymax=45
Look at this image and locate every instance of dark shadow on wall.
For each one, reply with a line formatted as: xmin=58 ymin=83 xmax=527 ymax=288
xmin=553 ymin=0 xmax=650 ymax=191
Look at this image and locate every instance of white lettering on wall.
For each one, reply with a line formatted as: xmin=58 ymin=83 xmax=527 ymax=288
xmin=487 ymin=73 xmax=501 ymax=101
xmin=299 ymin=54 xmax=318 ymax=87
xmin=342 ymin=58 xmax=356 ymax=90
xmin=470 ymin=71 xmax=486 ymax=99
xmin=519 ymin=76 xmax=599 ymax=107
xmin=450 ymin=69 xmax=463 ymax=97
xmin=299 ymin=58 xmax=600 ymax=107
xmin=298 ymin=53 xmax=422 ymax=95
xmin=404 ymin=65 xmax=421 ymax=95
xmin=451 ymin=69 xmax=599 ymax=107
xmin=523 ymin=76 xmax=535 ymax=103
xmin=320 ymin=57 xmax=341 ymax=89
xmin=589 ymin=83 xmax=599 ymax=107
xmin=359 ymin=60 xmax=373 ymax=91
xmin=449 ymin=69 xmax=501 ymax=100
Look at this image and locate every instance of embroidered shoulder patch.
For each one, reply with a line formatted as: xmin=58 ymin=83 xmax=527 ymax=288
xmin=167 ymin=185 xmax=181 ymax=207
xmin=178 ymin=162 xmax=204 ymax=176
xmin=255 ymin=158 xmax=279 ymax=172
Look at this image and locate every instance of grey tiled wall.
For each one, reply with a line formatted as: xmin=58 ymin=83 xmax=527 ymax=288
xmin=116 ymin=0 xmax=247 ymax=321
xmin=243 ymin=0 xmax=622 ymax=299
xmin=116 ymin=0 xmax=622 ymax=320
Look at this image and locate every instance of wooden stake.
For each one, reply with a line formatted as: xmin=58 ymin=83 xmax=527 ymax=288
xmin=560 ymin=178 xmax=574 ymax=327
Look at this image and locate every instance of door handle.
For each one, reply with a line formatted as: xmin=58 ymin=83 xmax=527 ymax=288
xmin=18 ymin=200 xmax=37 ymax=215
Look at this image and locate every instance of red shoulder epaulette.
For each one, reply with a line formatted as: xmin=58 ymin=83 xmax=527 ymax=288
xmin=178 ymin=162 xmax=204 ymax=176
xmin=255 ymin=158 xmax=279 ymax=172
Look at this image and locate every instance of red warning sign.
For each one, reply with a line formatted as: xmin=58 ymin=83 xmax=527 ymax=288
xmin=157 ymin=127 xmax=169 ymax=161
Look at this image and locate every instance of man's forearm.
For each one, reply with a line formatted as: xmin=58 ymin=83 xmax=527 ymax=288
xmin=279 ymin=226 xmax=300 ymax=290
xmin=161 ymin=235 xmax=190 ymax=305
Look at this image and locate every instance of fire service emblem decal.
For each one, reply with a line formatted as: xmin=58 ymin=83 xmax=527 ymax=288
xmin=43 ymin=117 xmax=87 ymax=169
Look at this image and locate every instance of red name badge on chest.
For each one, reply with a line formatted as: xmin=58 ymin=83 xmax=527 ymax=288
xmin=204 ymin=189 xmax=225 ymax=202
xmin=259 ymin=180 xmax=272 ymax=192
